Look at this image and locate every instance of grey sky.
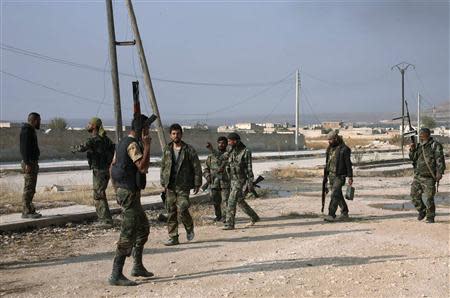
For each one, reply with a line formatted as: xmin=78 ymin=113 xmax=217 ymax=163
xmin=1 ymin=0 xmax=448 ymax=124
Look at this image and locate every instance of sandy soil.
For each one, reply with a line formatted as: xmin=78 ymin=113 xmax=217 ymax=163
xmin=0 ymin=173 xmax=449 ymax=298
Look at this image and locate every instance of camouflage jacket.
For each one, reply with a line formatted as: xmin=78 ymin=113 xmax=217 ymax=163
xmin=226 ymin=142 xmax=254 ymax=184
xmin=409 ymin=138 xmax=446 ymax=179
xmin=160 ymin=141 xmax=202 ymax=190
xmin=73 ymin=134 xmax=115 ymax=170
xmin=203 ymin=150 xmax=230 ymax=189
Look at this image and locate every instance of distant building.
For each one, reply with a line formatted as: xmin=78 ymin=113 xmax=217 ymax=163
xmin=0 ymin=122 xmax=11 ymax=128
xmin=322 ymin=121 xmax=344 ymax=129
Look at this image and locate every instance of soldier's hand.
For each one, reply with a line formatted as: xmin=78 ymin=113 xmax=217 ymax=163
xmin=142 ymin=130 xmax=151 ymax=146
xmin=24 ymin=164 xmax=32 ymax=174
xmin=436 ymin=173 xmax=442 ymax=181
xmin=247 ymin=181 xmax=255 ymax=192
xmin=410 ymin=143 xmax=416 ymax=150
xmin=206 ymin=142 xmax=213 ymax=150
xmin=193 ymin=186 xmax=200 ymax=195
xmin=348 ymin=178 xmax=353 ymax=186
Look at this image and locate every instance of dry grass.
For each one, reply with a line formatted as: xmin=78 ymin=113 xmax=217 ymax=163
xmin=0 ymin=183 xmax=161 ymax=215
xmin=271 ymin=166 xmax=323 ymax=179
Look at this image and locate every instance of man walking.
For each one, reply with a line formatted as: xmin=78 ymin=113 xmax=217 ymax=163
xmin=20 ymin=112 xmax=42 ymax=219
xmin=204 ymin=136 xmax=230 ymax=222
xmin=109 ymin=115 xmax=153 ymax=286
xmin=409 ymin=128 xmax=445 ymax=223
xmin=72 ymin=117 xmax=114 ymax=227
xmin=223 ymin=133 xmax=260 ymax=230
xmin=160 ymin=124 xmax=202 ymax=246
xmin=323 ymin=130 xmax=353 ymax=222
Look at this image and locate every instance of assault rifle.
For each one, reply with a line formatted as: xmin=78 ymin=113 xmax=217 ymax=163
xmin=392 ymin=100 xmax=417 ymax=162
xmin=243 ymin=175 xmax=265 ymax=198
xmin=321 ymin=170 xmax=329 ymax=213
xmin=132 ymin=81 xmax=158 ymax=141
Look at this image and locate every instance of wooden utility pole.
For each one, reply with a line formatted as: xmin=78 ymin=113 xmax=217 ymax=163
xmin=125 ymin=0 xmax=167 ymax=150
xmin=105 ymin=0 xmax=123 ymax=143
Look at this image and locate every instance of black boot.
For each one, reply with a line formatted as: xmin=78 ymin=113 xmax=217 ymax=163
xmin=108 ymin=255 xmax=137 ymax=286
xmin=417 ymin=211 xmax=426 ymax=221
xmin=130 ymin=247 xmax=154 ymax=277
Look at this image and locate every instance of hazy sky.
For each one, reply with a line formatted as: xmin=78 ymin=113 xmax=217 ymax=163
xmin=1 ymin=0 xmax=449 ymax=124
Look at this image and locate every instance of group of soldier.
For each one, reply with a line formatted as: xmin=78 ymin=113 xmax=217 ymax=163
xmin=19 ymin=111 xmax=445 ymax=286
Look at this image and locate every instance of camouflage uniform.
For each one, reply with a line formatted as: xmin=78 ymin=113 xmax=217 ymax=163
xmin=409 ymin=138 xmax=446 ymax=220
xmin=21 ymin=161 xmax=39 ymax=214
xmin=73 ymin=134 xmax=115 ymax=224
xmin=160 ymin=141 xmax=202 ymax=240
xmin=20 ymin=122 xmax=40 ymax=216
xmin=225 ymin=142 xmax=259 ymax=228
xmin=203 ymin=150 xmax=230 ymax=221
xmin=327 ymin=146 xmax=349 ymax=217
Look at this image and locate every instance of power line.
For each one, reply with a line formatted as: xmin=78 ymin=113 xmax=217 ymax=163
xmin=301 ymin=69 xmax=390 ymax=87
xmin=301 ymin=86 xmax=322 ymax=124
xmin=261 ymin=86 xmax=294 ymax=123
xmin=1 ymin=43 xmax=294 ymax=88
xmin=1 ymin=69 xmax=132 ymax=111
xmin=205 ymin=71 xmax=294 ymax=115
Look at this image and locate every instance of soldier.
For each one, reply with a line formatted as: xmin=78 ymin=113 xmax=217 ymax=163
xmin=223 ymin=133 xmax=260 ymax=230
xmin=20 ymin=112 xmax=42 ymax=219
xmin=109 ymin=114 xmax=153 ymax=286
xmin=160 ymin=124 xmax=202 ymax=246
xmin=323 ymin=130 xmax=353 ymax=222
xmin=409 ymin=127 xmax=445 ymax=223
xmin=204 ymin=136 xmax=230 ymax=222
xmin=72 ymin=117 xmax=114 ymax=227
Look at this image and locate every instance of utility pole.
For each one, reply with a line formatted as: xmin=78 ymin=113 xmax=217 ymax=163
xmin=125 ymin=0 xmax=167 ymax=150
xmin=295 ymin=69 xmax=301 ymax=150
xmin=391 ymin=62 xmax=415 ymax=155
xmin=105 ymin=0 xmax=123 ymax=143
xmin=417 ymin=92 xmax=421 ymax=133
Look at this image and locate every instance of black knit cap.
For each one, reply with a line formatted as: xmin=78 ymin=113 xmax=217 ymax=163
xmin=419 ymin=127 xmax=431 ymax=135
xmin=227 ymin=132 xmax=241 ymax=140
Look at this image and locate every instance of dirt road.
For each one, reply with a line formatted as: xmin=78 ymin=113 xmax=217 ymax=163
xmin=1 ymin=173 xmax=449 ymax=297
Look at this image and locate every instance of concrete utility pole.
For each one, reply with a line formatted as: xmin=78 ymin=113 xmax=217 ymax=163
xmin=125 ymin=0 xmax=167 ymax=150
xmin=295 ymin=69 xmax=301 ymax=150
xmin=417 ymin=92 xmax=421 ymax=133
xmin=105 ymin=0 xmax=123 ymax=143
xmin=391 ymin=62 xmax=415 ymax=155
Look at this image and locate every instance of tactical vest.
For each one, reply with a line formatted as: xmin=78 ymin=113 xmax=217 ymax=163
xmin=111 ymin=137 xmax=146 ymax=191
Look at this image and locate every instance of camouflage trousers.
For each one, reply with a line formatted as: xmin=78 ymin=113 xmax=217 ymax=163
xmin=21 ymin=161 xmax=39 ymax=215
xmin=166 ymin=188 xmax=194 ymax=239
xmin=328 ymin=174 xmax=349 ymax=217
xmin=92 ymin=169 xmax=113 ymax=224
xmin=411 ymin=175 xmax=436 ymax=219
xmin=210 ymin=188 xmax=230 ymax=220
xmin=115 ymin=188 xmax=149 ymax=257
xmin=226 ymin=180 xmax=259 ymax=227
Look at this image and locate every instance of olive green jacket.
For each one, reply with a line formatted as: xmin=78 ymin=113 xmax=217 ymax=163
xmin=160 ymin=141 xmax=202 ymax=190
xmin=409 ymin=138 xmax=446 ymax=180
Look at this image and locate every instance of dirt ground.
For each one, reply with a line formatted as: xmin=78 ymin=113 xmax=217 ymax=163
xmin=0 ymin=171 xmax=449 ymax=298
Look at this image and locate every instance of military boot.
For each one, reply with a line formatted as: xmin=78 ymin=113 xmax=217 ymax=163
xmin=417 ymin=211 xmax=426 ymax=221
xmin=108 ymin=255 xmax=137 ymax=286
xmin=426 ymin=217 xmax=435 ymax=223
xmin=130 ymin=247 xmax=154 ymax=277
xmin=164 ymin=237 xmax=179 ymax=246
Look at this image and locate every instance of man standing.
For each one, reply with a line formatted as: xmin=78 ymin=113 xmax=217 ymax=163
xmin=323 ymin=131 xmax=353 ymax=222
xmin=20 ymin=112 xmax=42 ymax=219
xmin=224 ymin=133 xmax=260 ymax=230
xmin=409 ymin=128 xmax=445 ymax=223
xmin=160 ymin=124 xmax=202 ymax=246
xmin=204 ymin=137 xmax=230 ymax=222
xmin=72 ymin=117 xmax=114 ymax=227
xmin=109 ymin=115 xmax=153 ymax=286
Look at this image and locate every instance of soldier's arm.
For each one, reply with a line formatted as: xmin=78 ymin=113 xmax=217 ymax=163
xmin=203 ymin=156 xmax=211 ymax=178
xmin=72 ymin=138 xmax=94 ymax=153
xmin=160 ymin=148 xmax=168 ymax=188
xmin=344 ymin=147 xmax=353 ymax=178
xmin=409 ymin=145 xmax=418 ymax=162
xmin=434 ymin=142 xmax=446 ymax=177
xmin=191 ymin=148 xmax=203 ymax=188
xmin=245 ymin=149 xmax=255 ymax=182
